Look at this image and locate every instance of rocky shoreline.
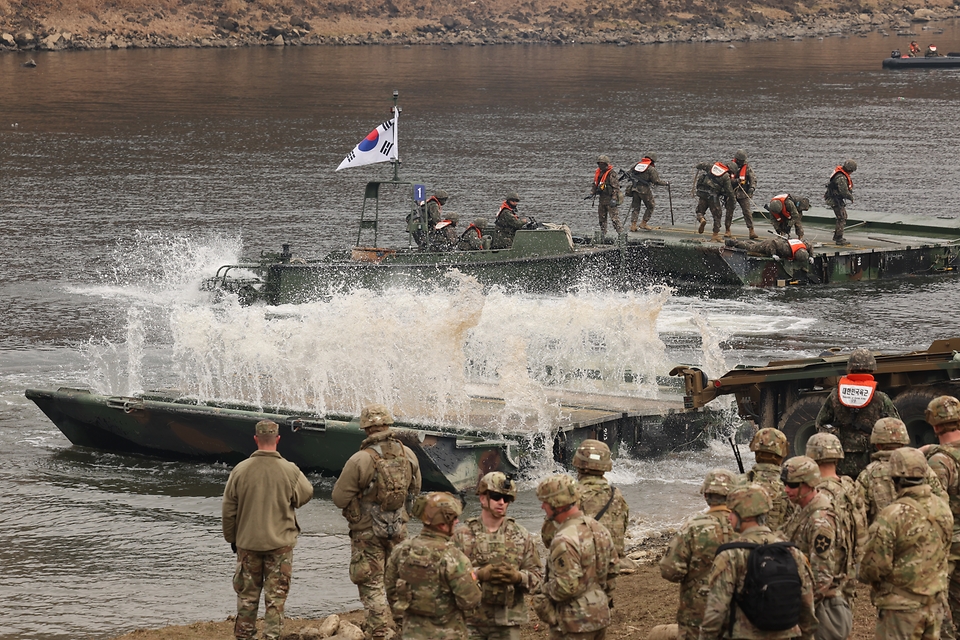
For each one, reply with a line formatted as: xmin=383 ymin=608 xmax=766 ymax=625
xmin=1 ymin=2 xmax=957 ymax=53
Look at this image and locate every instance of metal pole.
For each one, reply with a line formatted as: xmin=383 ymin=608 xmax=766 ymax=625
xmin=667 ymin=183 xmax=675 ymax=226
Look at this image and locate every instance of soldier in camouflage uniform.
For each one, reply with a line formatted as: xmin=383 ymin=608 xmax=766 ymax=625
xmin=386 ymin=492 xmax=482 ymax=640
xmin=659 ymin=468 xmax=737 ymax=640
xmin=491 ymin=192 xmax=527 ymax=250
xmin=780 ymin=456 xmax=853 ymax=640
xmin=740 ymin=427 xmax=794 ymax=531
xmin=765 ymin=195 xmax=810 ymax=240
xmin=723 ymin=236 xmax=812 ymax=266
xmin=858 ymin=418 xmax=946 ymax=524
xmin=859 ymin=447 xmax=952 ymax=640
xmin=924 ymin=396 xmax=960 ymax=637
xmin=824 ymin=160 xmax=856 ymax=246
xmin=222 ymin=420 xmax=315 ymax=640
xmin=332 ymin=404 xmax=423 ymax=640
xmin=625 ymin=153 xmax=669 ymax=232
xmin=457 ymin=219 xmax=488 ymax=251
xmin=699 ymin=483 xmax=818 ymax=640
xmin=725 ymin=150 xmax=758 ymax=239
xmin=592 ymin=155 xmax=623 ymax=237
xmin=409 ymin=190 xmax=451 ymax=248
xmin=452 ymin=472 xmax=542 ymax=640
xmin=533 ymin=474 xmax=617 ymax=640
xmin=815 ymin=348 xmax=900 ymax=478
xmin=694 ymin=161 xmax=735 ymax=243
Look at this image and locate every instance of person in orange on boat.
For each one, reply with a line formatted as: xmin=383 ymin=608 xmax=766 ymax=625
xmin=909 ymin=41 xmax=921 ymax=57
xmin=926 ymin=44 xmax=943 ymax=57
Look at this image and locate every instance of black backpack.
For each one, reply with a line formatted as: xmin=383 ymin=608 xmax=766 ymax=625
xmin=715 ymin=541 xmax=802 ymax=632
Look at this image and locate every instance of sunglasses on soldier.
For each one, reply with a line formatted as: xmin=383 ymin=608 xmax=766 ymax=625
xmin=487 ymin=492 xmax=514 ymax=503
xmin=783 ymin=481 xmax=802 ymax=489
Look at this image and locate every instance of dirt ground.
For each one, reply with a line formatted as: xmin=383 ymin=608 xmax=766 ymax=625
xmin=113 ymin=554 xmax=880 ymax=640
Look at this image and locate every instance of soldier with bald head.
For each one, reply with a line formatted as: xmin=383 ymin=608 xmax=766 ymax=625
xmin=332 ymin=404 xmax=423 ymax=640
xmin=659 ymin=468 xmax=737 ymax=640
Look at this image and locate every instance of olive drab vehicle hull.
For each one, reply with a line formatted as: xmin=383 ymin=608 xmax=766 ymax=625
xmin=26 ymin=387 xmax=724 ymax=491
xmin=671 ymin=338 xmax=960 ymax=472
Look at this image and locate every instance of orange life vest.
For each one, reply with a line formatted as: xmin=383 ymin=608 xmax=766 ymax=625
xmin=710 ymin=162 xmax=729 ymax=177
xmin=634 ymin=157 xmax=653 ymax=172
xmin=463 ymin=224 xmax=482 ymax=239
xmin=499 ymin=201 xmax=518 ymax=217
xmin=830 ymin=166 xmax=853 ymax=192
xmin=594 ymin=166 xmax=613 ymax=190
xmin=837 ymin=373 xmax=877 ymax=408
xmin=734 ymin=163 xmax=749 ymax=184
xmin=787 ymin=239 xmax=806 ymax=258
xmin=435 ymin=219 xmax=454 ymax=230
xmin=771 ymin=194 xmax=791 ymax=221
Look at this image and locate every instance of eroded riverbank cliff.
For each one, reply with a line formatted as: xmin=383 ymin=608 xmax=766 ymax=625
xmin=0 ymin=0 xmax=958 ymax=51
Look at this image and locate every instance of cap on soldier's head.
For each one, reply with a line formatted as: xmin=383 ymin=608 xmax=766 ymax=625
xmin=871 ymin=417 xmax=910 ymax=445
xmin=418 ymin=491 xmax=463 ymax=526
xmin=434 ymin=189 xmax=449 ymax=200
xmin=843 ymin=159 xmax=857 ymax=172
xmin=767 ymin=199 xmax=783 ymax=214
xmin=726 ymin=483 xmax=772 ymax=518
xmin=647 ymin=152 xmax=658 ymax=163
xmin=889 ymin=447 xmax=928 ymax=479
xmin=846 ymin=348 xmax=877 ymax=373
xmin=505 ymin=191 xmax=521 ymax=202
xmin=701 ymin=468 xmax=737 ymax=496
xmin=572 ymin=439 xmax=612 ymax=473
xmin=805 ymin=432 xmax=844 ymax=462
xmin=926 ymin=395 xmax=960 ymax=431
xmin=749 ymin=427 xmax=789 ymax=458
xmin=256 ymin=419 xmax=279 ymax=436
xmin=359 ymin=403 xmax=394 ymax=430
xmin=473 ymin=218 xmax=487 ymax=230
xmin=476 ymin=471 xmax=517 ymax=498
xmin=781 ymin=455 xmax=821 ymax=487
xmin=734 ymin=149 xmax=747 ymax=164
xmin=597 ymin=154 xmax=611 ymax=165
xmin=536 ymin=473 xmax=580 ymax=508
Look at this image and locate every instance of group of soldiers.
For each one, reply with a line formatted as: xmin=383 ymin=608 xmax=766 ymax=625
xmin=590 ymin=151 xmax=858 ymax=247
xmin=416 ymin=190 xmax=530 ymax=252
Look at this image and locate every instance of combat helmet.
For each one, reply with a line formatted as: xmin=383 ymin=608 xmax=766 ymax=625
xmin=846 ymin=348 xmax=877 ymax=374
xmin=572 ymin=439 xmax=612 ymax=473
xmin=701 ymin=468 xmax=737 ymax=496
xmin=871 ymin=417 xmax=909 ymax=446
xmin=749 ymin=427 xmax=789 ymax=458
xmin=733 ymin=149 xmax=748 ymax=164
xmin=842 ymin=159 xmax=858 ymax=172
xmin=805 ymin=432 xmax=844 ymax=462
xmin=536 ymin=474 xmax=580 ymax=509
xmin=476 ymin=471 xmax=517 ymax=499
xmin=781 ymin=455 xmax=821 ymax=487
xmin=434 ymin=189 xmax=450 ymax=201
xmin=726 ymin=483 xmax=772 ymax=519
xmin=505 ymin=191 xmax=521 ymax=203
xmin=359 ymin=403 xmax=394 ymax=430
xmin=889 ymin=447 xmax=928 ymax=480
xmin=473 ymin=218 xmax=487 ymax=230
xmin=926 ymin=395 xmax=960 ymax=431
xmin=767 ymin=200 xmax=783 ymax=214
xmin=794 ymin=249 xmax=810 ymax=264
xmin=795 ymin=195 xmax=811 ymax=211
xmin=597 ymin=154 xmax=611 ymax=165
xmin=647 ymin=152 xmax=658 ymax=163
xmin=415 ymin=492 xmax=463 ymax=526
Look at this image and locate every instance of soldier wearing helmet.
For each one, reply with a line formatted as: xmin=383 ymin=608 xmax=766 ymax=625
xmin=694 ymin=160 xmax=736 ymax=242
xmin=659 ymin=469 xmax=737 ymax=640
xmin=700 ymin=483 xmax=817 ymax=640
xmin=429 ymin=211 xmax=460 ymax=252
xmin=815 ymin=347 xmax=900 ymax=478
xmin=824 ymin=160 xmax=857 ymax=245
xmin=860 ymin=447 xmax=952 ymax=640
xmin=625 ymin=152 xmax=669 ymax=232
xmin=385 ymin=492 xmax=481 ymax=640
xmin=724 ymin=149 xmax=758 ymax=240
xmin=723 ymin=235 xmax=813 ymax=273
xmin=571 ymin=440 xmax=630 ymax=558
xmin=490 ymin=191 xmax=528 ymax=250
xmin=457 ymin=218 xmax=489 ymax=251
xmin=412 ymin=189 xmax=453 ymax=249
xmin=332 ymin=404 xmax=423 ymax=640
xmin=780 ymin=456 xmax=853 ymax=640
xmin=741 ymin=427 xmax=793 ymax=531
xmin=764 ymin=193 xmax=810 ymax=240
xmin=532 ymin=474 xmax=617 ymax=640
xmin=592 ymin=154 xmax=624 ymax=237
xmin=452 ymin=473 xmax=541 ymax=640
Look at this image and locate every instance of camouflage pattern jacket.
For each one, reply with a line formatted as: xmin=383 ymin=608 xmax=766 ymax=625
xmin=925 ymin=441 xmax=960 ymax=558
xmin=579 ymin=475 xmax=630 ymax=557
xmin=742 ymin=463 xmax=794 ymax=531
xmin=627 ymin=164 xmax=667 ymax=198
xmin=857 ymin=450 xmax=947 ymax=524
xmin=700 ymin=525 xmax=817 ymax=640
xmin=781 ymin=491 xmax=848 ymax=602
xmin=858 ymin=484 xmax=952 ymax=609
xmin=452 ymin=516 xmax=542 ymax=627
xmin=817 ymin=475 xmax=868 ymax=596
xmin=543 ymin=514 xmax=618 ymax=634
xmin=815 ymin=389 xmax=899 ymax=455
xmin=730 ymin=162 xmax=757 ymax=201
xmin=385 ymin=528 xmax=482 ymax=637
xmin=695 ymin=163 xmax=735 ymax=201
xmin=659 ymin=505 xmax=737 ymax=629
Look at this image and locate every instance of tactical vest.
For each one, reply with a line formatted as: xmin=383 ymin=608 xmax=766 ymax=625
xmin=362 ymin=438 xmax=412 ymax=538
xmin=396 ymin=537 xmax=453 ymax=618
xmin=771 ymin=194 xmax=791 ymax=222
xmin=826 ymin=167 xmax=853 ymax=196
xmin=469 ymin=520 xmax=519 ymax=606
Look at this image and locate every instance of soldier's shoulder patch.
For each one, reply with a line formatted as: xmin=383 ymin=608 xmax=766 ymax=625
xmin=813 ymin=532 xmax=833 ymax=554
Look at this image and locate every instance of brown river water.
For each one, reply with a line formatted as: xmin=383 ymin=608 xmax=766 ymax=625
xmin=2 ymin=22 xmax=960 ymax=639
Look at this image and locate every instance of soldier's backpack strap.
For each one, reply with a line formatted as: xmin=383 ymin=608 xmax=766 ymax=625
xmin=714 ymin=542 xmax=759 ymax=637
xmin=593 ymin=484 xmax=618 ymax=521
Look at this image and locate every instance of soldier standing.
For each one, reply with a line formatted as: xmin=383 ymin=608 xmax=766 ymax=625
xmin=410 ymin=190 xmax=450 ymax=248
xmin=859 ymin=447 xmax=952 ymax=640
xmin=815 ymin=348 xmax=900 ymax=478
xmin=824 ymin=160 xmax=856 ymax=246
xmin=924 ymin=396 xmax=960 ymax=636
xmin=765 ymin=194 xmax=810 ymax=240
xmin=533 ymin=474 xmax=617 ymax=640
xmin=222 ymin=420 xmax=315 ymax=640
xmin=491 ymin=192 xmax=527 ymax=250
xmin=385 ymin=492 xmax=482 ymax=640
xmin=694 ymin=161 xmax=735 ymax=243
xmin=332 ymin=404 xmax=423 ymax=640
xmin=452 ymin=472 xmax=541 ymax=640
xmin=780 ymin=456 xmax=853 ymax=640
xmin=741 ymin=427 xmax=793 ymax=531
xmin=725 ymin=150 xmax=758 ymax=239
xmin=659 ymin=468 xmax=737 ymax=640
xmin=699 ymin=483 xmax=817 ymax=640
xmin=592 ymin=155 xmax=623 ymax=237
xmin=625 ymin=153 xmax=669 ymax=232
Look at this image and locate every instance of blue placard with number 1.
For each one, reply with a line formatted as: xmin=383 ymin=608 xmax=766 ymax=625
xmin=414 ymin=184 xmax=425 ymax=203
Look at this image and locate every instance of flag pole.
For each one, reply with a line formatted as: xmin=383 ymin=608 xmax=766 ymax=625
xmin=392 ymin=90 xmax=400 ymax=182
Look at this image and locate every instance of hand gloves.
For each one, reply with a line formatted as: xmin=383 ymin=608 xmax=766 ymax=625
xmin=476 ymin=564 xmax=496 ymax=582
xmin=491 ymin=565 xmax=523 ymax=584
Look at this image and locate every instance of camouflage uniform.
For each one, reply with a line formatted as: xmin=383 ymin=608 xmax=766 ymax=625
xmin=453 ymin=516 xmax=541 ymax=640
xmin=741 ymin=463 xmax=793 ymax=532
xmin=593 ymin=160 xmax=623 ymax=236
xmin=659 ymin=505 xmax=737 ymax=640
xmin=926 ymin=440 xmax=960 ymax=633
xmin=817 ymin=476 xmax=868 ymax=589
xmin=457 ymin=221 xmax=486 ymax=251
xmin=815 ymin=389 xmax=899 ymax=478
xmin=492 ymin=198 xmax=526 ymax=250
xmin=386 ymin=526 xmax=482 ymax=640
xmin=824 ymin=162 xmax=855 ymax=245
xmin=725 ymin=156 xmax=757 ymax=236
xmin=858 ymin=450 xmax=946 ymax=523
xmin=770 ymin=195 xmax=809 ymax=240
xmin=626 ymin=157 xmax=668 ymax=229
xmin=695 ymin=162 xmax=735 ymax=238
xmin=725 ymin=236 xmax=792 ymax=257
xmin=429 ymin=218 xmax=460 ymax=252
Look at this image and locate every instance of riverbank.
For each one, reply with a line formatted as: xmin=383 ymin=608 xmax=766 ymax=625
xmin=0 ymin=0 xmax=957 ymax=52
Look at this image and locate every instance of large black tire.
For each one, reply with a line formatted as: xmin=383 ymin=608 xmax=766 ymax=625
xmin=778 ymin=394 xmax=828 ymax=459
xmin=892 ymin=387 xmax=947 ymax=447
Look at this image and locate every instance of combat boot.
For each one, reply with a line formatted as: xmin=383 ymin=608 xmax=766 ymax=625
xmin=724 ymin=227 xmax=733 ymax=238
xmin=697 ymin=219 xmax=707 ymax=234
xmin=749 ymin=229 xmax=759 ymax=239
xmin=710 ymin=232 xmax=722 ymax=242
xmin=639 ymin=221 xmax=651 ymax=231
xmin=629 ymin=223 xmax=638 ymax=232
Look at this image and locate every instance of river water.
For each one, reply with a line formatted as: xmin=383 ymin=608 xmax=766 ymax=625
xmin=2 ymin=22 xmax=960 ymax=639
